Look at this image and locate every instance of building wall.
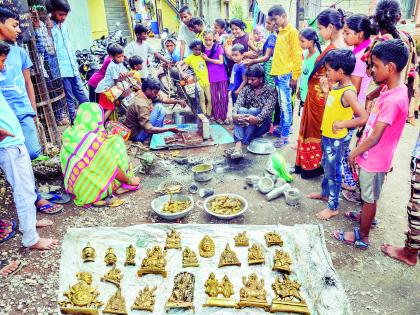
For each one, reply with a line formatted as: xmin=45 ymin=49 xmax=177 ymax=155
xmin=87 ymin=0 xmax=109 ymax=39
xmin=156 ymin=0 xmax=180 ymax=33
xmin=66 ymin=0 xmax=93 ymax=51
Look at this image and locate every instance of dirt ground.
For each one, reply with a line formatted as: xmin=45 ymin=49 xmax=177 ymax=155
xmin=0 ymin=116 xmax=419 ymax=314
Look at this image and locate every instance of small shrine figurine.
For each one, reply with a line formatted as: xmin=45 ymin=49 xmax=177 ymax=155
xmin=248 ymin=243 xmax=265 ymax=265
xmin=270 ymin=275 xmax=310 ymax=314
xmin=137 ymin=245 xmax=167 ymax=278
xmin=234 ymin=231 xmax=249 ymax=247
xmin=131 ymin=286 xmax=157 ymax=312
xmin=265 ymin=231 xmax=284 ymax=247
xmin=165 ymin=230 xmax=181 ymax=249
xmin=203 ymin=273 xmax=237 ymax=308
xmin=101 ymin=264 xmax=123 ymax=287
xmin=272 ymin=249 xmax=292 ymax=274
xmin=124 ymin=245 xmax=136 ymax=266
xmin=103 ymin=288 xmax=128 ymax=315
xmin=104 ymin=247 xmax=117 ymax=266
xmin=237 ymin=273 xmax=270 ymax=311
xmin=59 ymin=272 xmax=103 ymax=315
xmin=165 ymin=272 xmax=195 ymax=312
xmin=81 ymin=242 xmax=96 ymax=263
xmin=218 ymin=243 xmax=241 ymax=267
xmin=182 ymin=247 xmax=199 ymax=267
xmin=199 ymin=235 xmax=215 ymax=258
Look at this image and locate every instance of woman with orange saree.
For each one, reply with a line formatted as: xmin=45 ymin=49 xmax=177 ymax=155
xmin=295 ymin=8 xmax=347 ymax=179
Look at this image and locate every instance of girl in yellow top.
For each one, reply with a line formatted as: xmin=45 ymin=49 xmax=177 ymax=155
xmin=309 ymin=49 xmax=368 ymax=221
xmin=181 ymin=39 xmax=212 ymax=117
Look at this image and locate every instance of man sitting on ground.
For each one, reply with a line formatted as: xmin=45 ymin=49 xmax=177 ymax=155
xmin=227 ymin=64 xmax=277 ymax=159
xmin=125 ymin=77 xmax=187 ymax=143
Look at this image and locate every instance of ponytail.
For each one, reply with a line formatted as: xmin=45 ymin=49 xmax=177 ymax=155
xmin=299 ymin=27 xmax=322 ymax=53
xmin=317 ymin=8 xmax=345 ymax=30
xmin=345 ymin=14 xmax=378 ymax=39
xmin=374 ymin=0 xmax=401 ymax=38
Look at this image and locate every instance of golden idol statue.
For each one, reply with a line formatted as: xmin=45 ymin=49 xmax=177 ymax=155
xmin=234 ymin=231 xmax=249 ymax=247
xmin=203 ymin=273 xmax=237 ymax=308
xmin=265 ymin=231 xmax=283 ymax=247
xmin=103 ymin=288 xmax=128 ymax=315
xmin=124 ymin=245 xmax=136 ymax=266
xmin=165 ymin=272 xmax=195 ymax=312
xmin=248 ymin=243 xmax=265 ymax=265
xmin=237 ymin=273 xmax=270 ymax=311
xmin=81 ymin=242 xmax=96 ymax=263
xmin=165 ymin=230 xmax=181 ymax=250
xmin=199 ymin=235 xmax=215 ymax=258
xmin=182 ymin=247 xmax=199 ymax=267
xmin=272 ymin=249 xmax=292 ymax=274
xmin=137 ymin=245 xmax=167 ymax=278
xmin=218 ymin=243 xmax=241 ymax=267
xmin=270 ymin=275 xmax=310 ymax=314
xmin=104 ymin=247 xmax=117 ymax=266
xmin=131 ymin=286 xmax=157 ymax=312
xmin=59 ymin=272 xmax=103 ymax=315
xmin=101 ymin=264 xmax=122 ymax=287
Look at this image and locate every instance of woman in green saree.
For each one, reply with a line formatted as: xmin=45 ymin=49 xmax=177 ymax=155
xmin=60 ymin=103 xmax=140 ymax=206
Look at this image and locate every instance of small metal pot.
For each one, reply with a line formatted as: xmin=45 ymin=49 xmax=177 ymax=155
xmin=192 ymin=163 xmax=214 ymax=182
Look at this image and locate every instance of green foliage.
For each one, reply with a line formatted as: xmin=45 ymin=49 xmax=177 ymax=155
xmin=231 ymin=1 xmax=244 ymax=20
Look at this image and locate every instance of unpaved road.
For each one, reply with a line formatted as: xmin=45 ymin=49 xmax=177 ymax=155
xmin=0 ymin=120 xmax=419 ymax=315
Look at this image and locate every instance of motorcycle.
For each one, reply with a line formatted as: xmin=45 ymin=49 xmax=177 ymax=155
xmin=90 ymin=28 xmax=127 ymax=63
xmin=75 ymin=49 xmax=100 ymax=87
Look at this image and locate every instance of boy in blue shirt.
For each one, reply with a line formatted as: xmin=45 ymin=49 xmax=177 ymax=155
xmin=0 ymin=9 xmax=63 ymax=214
xmin=0 ymin=41 xmax=58 ymax=250
xmin=47 ymin=0 xmax=88 ymax=124
xmin=228 ymin=44 xmax=247 ymax=105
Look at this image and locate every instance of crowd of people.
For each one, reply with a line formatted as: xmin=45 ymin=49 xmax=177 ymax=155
xmin=0 ymin=0 xmax=420 ymax=278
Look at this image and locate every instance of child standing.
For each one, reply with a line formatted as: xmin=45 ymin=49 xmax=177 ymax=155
xmin=125 ymin=24 xmax=169 ymax=79
xmin=188 ymin=17 xmax=206 ymax=42
xmin=128 ymin=55 xmax=144 ymax=90
xmin=268 ymin=5 xmax=303 ymax=148
xmin=182 ymin=40 xmax=212 ymax=116
xmin=48 ymin=0 xmax=89 ymax=124
xmin=95 ymin=44 xmax=128 ymax=120
xmin=309 ymin=49 xmax=368 ymax=220
xmin=213 ymin=19 xmax=229 ymax=45
xmin=228 ymin=44 xmax=247 ymax=105
xmin=297 ymin=28 xmax=321 ymax=114
xmin=334 ymin=39 xmax=409 ymax=249
xmin=341 ymin=14 xmax=376 ymax=198
xmin=202 ymin=30 xmax=229 ymax=124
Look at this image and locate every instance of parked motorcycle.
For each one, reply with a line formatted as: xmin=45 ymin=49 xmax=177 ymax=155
xmin=75 ymin=49 xmax=100 ymax=87
xmin=90 ymin=29 xmax=127 ymax=63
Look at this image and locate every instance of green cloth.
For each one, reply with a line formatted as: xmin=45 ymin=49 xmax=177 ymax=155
xmin=60 ymin=103 xmax=129 ymax=206
xmin=264 ymin=58 xmax=275 ymax=87
xmin=300 ymin=51 xmax=320 ymax=102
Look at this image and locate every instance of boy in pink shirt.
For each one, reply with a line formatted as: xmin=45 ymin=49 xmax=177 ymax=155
xmin=333 ymin=39 xmax=409 ymax=250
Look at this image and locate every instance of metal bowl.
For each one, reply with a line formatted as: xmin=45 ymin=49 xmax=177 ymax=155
xmin=247 ymin=138 xmax=276 ymax=155
xmin=192 ymin=163 xmax=214 ymax=182
xmin=151 ymin=194 xmax=194 ymax=220
xmin=203 ymin=193 xmax=248 ymax=220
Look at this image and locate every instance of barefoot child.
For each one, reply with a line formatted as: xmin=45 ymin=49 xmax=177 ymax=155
xmin=334 ymin=39 xmax=409 ymax=249
xmin=0 ymin=49 xmax=58 ymax=250
xmin=202 ymin=30 xmax=229 ymax=124
xmin=181 ymin=39 xmax=211 ymax=116
xmin=95 ymin=43 xmax=128 ymax=120
xmin=309 ymin=49 xmax=368 ymax=220
xmin=381 ymin=132 xmax=420 ymax=266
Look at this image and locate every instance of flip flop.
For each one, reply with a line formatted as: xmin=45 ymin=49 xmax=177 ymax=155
xmin=0 ymin=220 xmax=17 ymax=231
xmin=333 ymin=227 xmax=369 ymax=250
xmin=36 ymin=203 xmax=64 ymax=215
xmin=44 ymin=193 xmax=71 ymax=204
xmin=93 ymin=197 xmax=125 ymax=207
xmin=0 ymin=229 xmax=15 ymax=243
xmin=344 ymin=211 xmax=378 ymax=228
xmin=0 ymin=260 xmax=23 ymax=277
xmin=115 ymin=182 xmax=141 ymax=195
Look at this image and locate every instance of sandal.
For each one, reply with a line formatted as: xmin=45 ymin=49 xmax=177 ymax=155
xmin=0 ymin=260 xmax=23 ymax=277
xmin=36 ymin=202 xmax=64 ymax=215
xmin=43 ymin=193 xmax=71 ymax=204
xmin=274 ymin=139 xmax=289 ymax=149
xmin=0 ymin=220 xmax=17 ymax=232
xmin=333 ymin=227 xmax=369 ymax=250
xmin=93 ymin=197 xmax=125 ymax=207
xmin=344 ymin=211 xmax=378 ymax=228
xmin=342 ymin=190 xmax=361 ymax=203
xmin=0 ymin=229 xmax=16 ymax=243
